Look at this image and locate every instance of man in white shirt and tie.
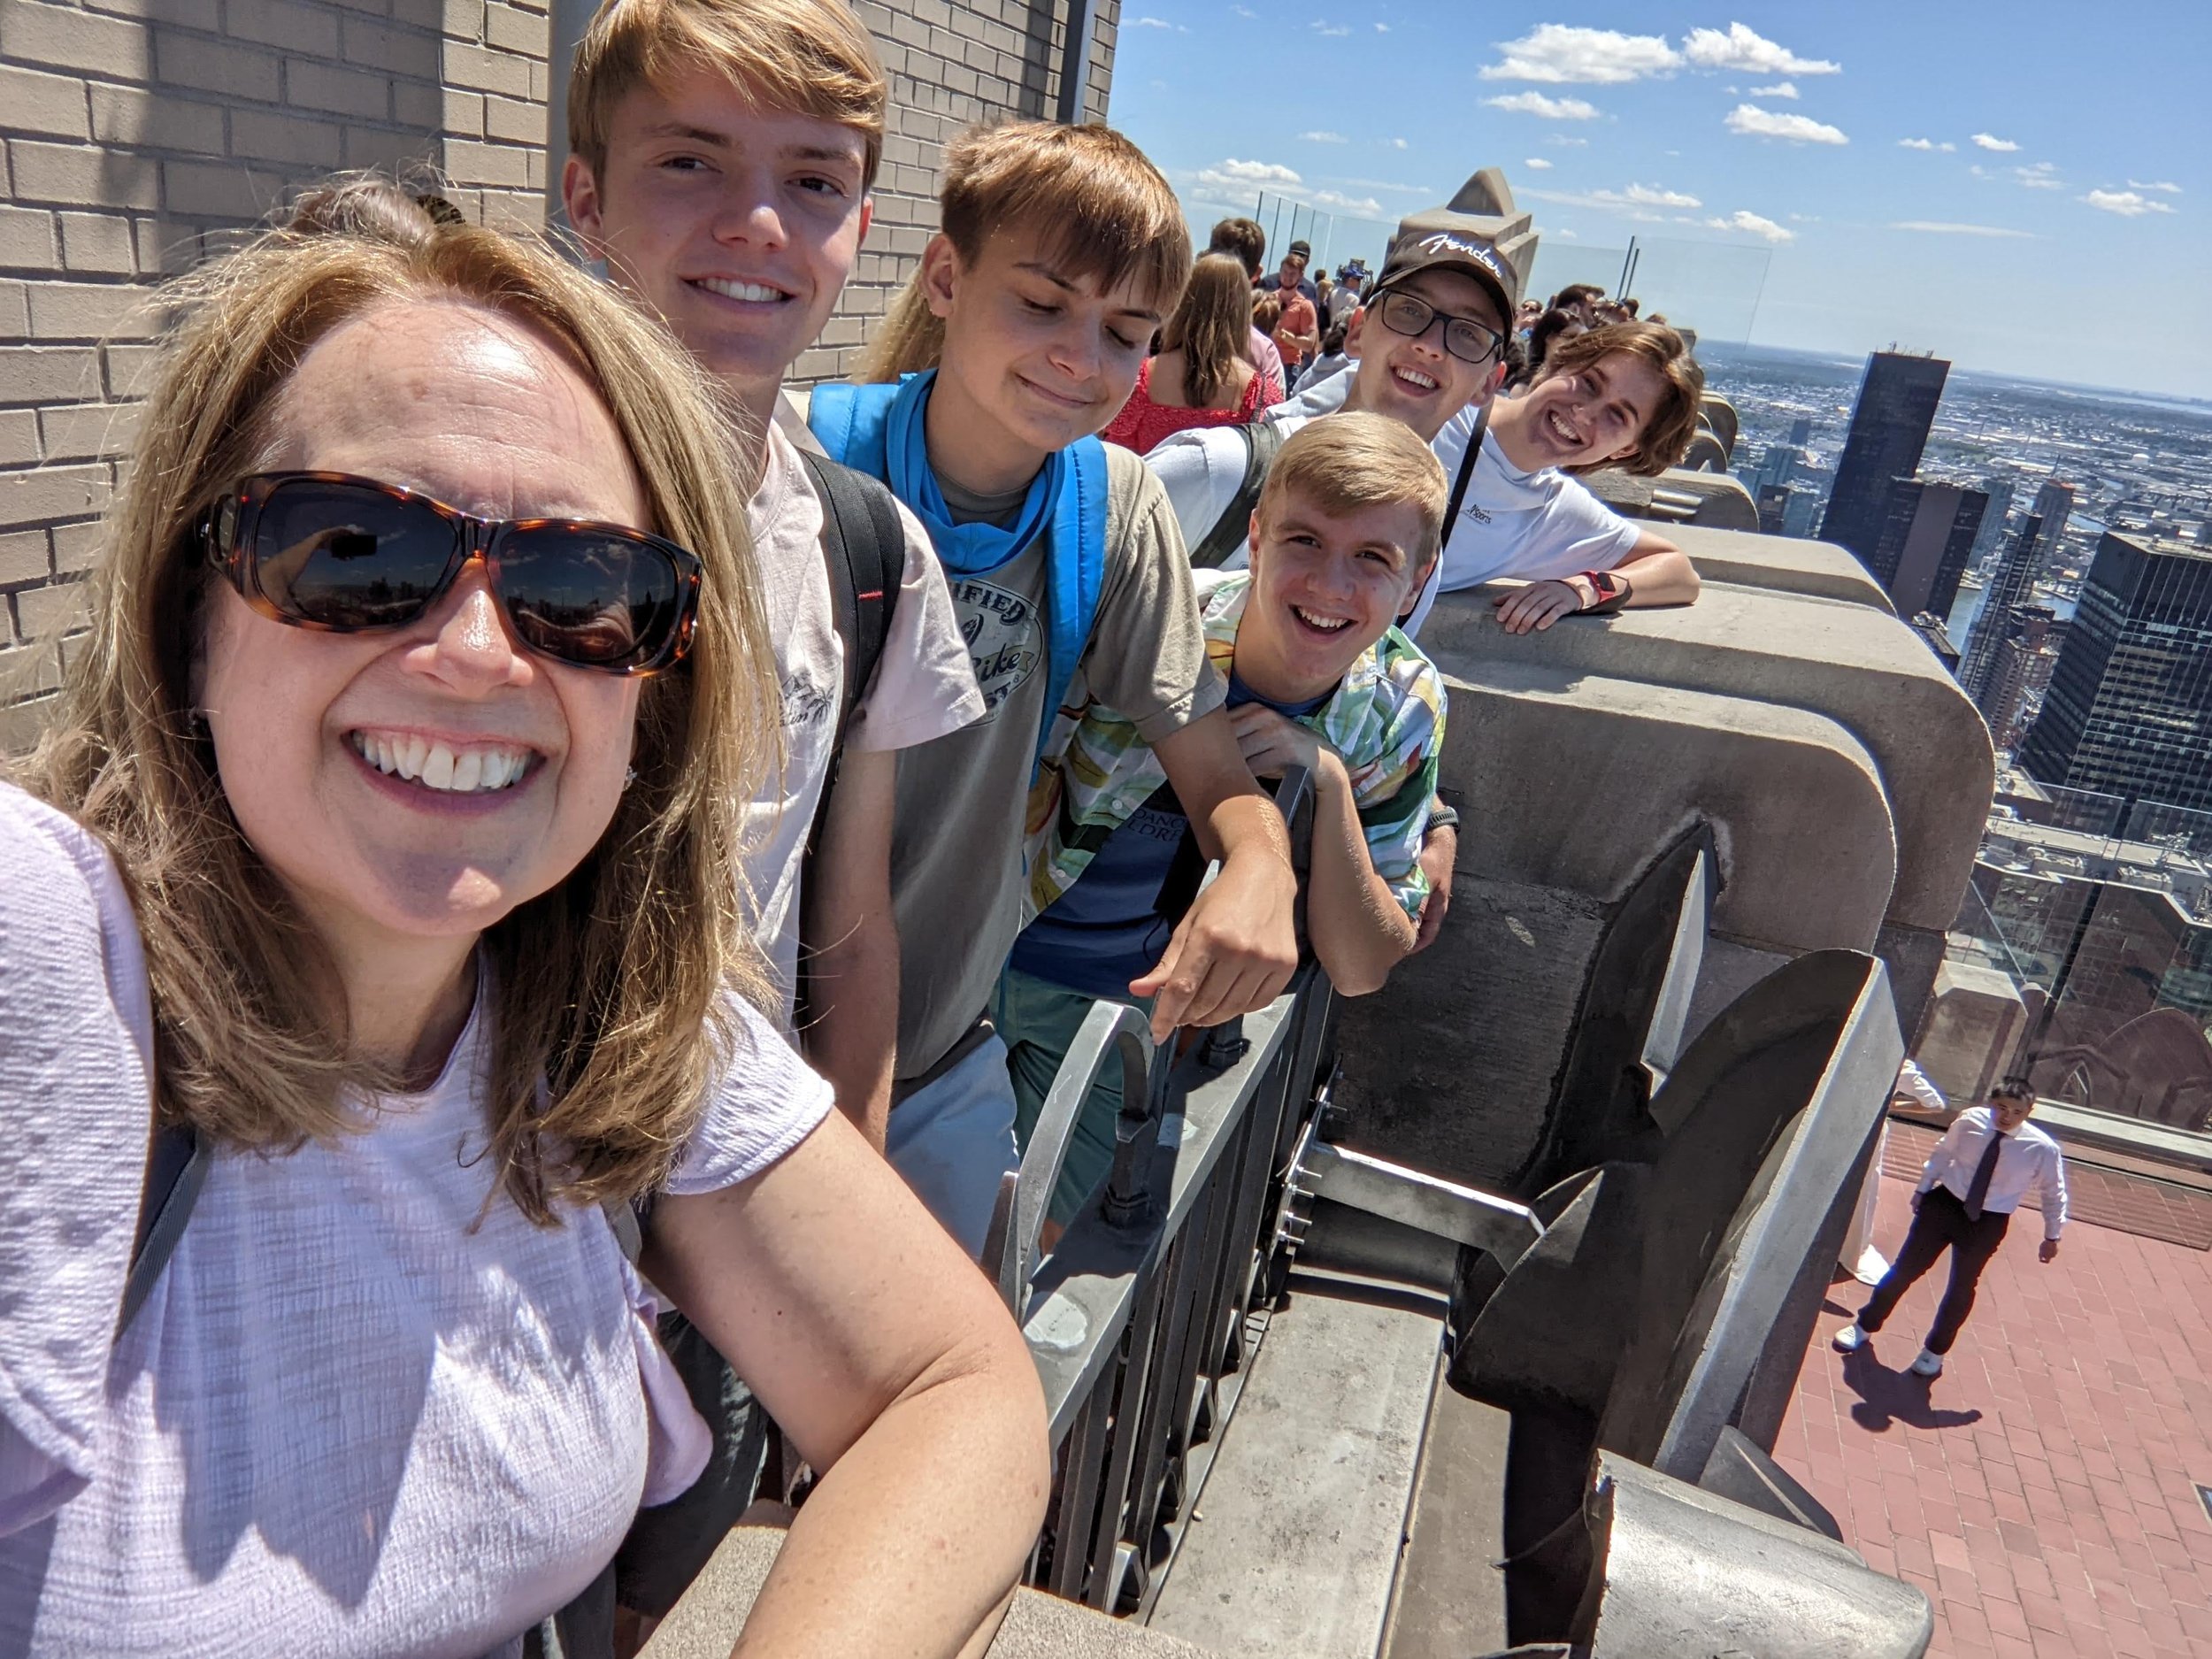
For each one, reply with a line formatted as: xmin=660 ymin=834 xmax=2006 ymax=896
xmin=1834 ymin=1075 xmax=2069 ymax=1379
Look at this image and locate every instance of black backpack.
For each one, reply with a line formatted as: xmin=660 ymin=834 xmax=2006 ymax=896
xmin=1189 ymin=419 xmax=1288 ymax=567
xmin=795 ymin=449 xmax=905 ymax=799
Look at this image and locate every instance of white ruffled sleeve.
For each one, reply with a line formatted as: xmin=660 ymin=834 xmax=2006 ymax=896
xmin=664 ymin=993 xmax=835 ymax=1197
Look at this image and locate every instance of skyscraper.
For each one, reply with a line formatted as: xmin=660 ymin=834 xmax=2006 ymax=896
xmin=2018 ymin=531 xmax=2212 ymax=812
xmin=2024 ymin=478 xmax=2077 ymax=580
xmin=1979 ymin=603 xmax=2059 ymax=749
xmin=1819 ymin=350 xmax=1951 ymax=564
xmin=1865 ymin=479 xmax=1988 ymax=619
xmin=1960 ymin=513 xmax=2047 ymax=700
xmin=1965 ymin=474 xmax=2016 ymax=572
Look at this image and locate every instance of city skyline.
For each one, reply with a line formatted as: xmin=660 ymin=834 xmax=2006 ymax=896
xmin=1108 ymin=3 xmax=2209 ymax=398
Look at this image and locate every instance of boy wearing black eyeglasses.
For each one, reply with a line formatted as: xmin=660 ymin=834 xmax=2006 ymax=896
xmin=1147 ymin=173 xmax=1527 ymax=579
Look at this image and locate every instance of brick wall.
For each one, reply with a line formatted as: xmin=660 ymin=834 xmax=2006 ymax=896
xmin=0 ymin=0 xmax=1115 ymax=741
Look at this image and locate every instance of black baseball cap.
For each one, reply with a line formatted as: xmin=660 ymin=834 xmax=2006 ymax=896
xmin=1375 ymin=168 xmax=1539 ymax=326
xmin=1286 ymin=238 xmax=1312 ymax=259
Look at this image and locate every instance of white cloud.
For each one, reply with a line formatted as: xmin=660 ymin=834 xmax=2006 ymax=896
xmin=1703 ymin=210 xmax=1793 ymax=242
xmin=1127 ymin=15 xmax=1187 ymax=30
xmin=1215 ymin=157 xmax=1301 ymax=184
xmin=1748 ymin=81 xmax=1799 ymax=99
xmin=1480 ymin=23 xmax=1678 ymax=84
xmin=1621 ymin=183 xmax=1700 ymax=207
xmin=1682 ymin=24 xmax=1839 ymax=76
xmin=1548 ymin=135 xmax=1589 ymax=147
xmin=1525 ymin=157 xmax=1554 ymax=171
xmin=1311 ymin=190 xmax=1384 ymax=214
xmin=1889 ymin=219 xmax=2036 ymax=239
xmin=1374 ymin=20 xmax=1387 ymax=30
xmin=1482 ymin=90 xmax=1601 ymax=120
xmin=1523 ymin=182 xmax=1703 ymax=214
xmin=1897 ymin=137 xmax=1955 ymax=152
xmin=1387 ymin=137 xmax=1409 ymax=150
xmin=1725 ymin=104 xmax=1847 ymax=145
xmin=2016 ymin=163 xmax=2062 ymax=190
xmin=1311 ymin=19 xmax=1350 ymax=36
xmin=1231 ymin=4 xmax=1255 ymax=13
xmin=2129 ymin=179 xmax=2184 ymax=195
xmin=1300 ymin=131 xmax=1348 ymax=143
xmin=2083 ymin=189 xmax=2176 ymax=217
xmin=1971 ymin=133 xmax=2020 ymax=152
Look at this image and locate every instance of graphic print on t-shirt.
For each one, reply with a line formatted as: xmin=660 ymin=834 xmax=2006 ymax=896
xmin=953 ymin=575 xmax=1041 ymax=721
xmin=780 ymin=666 xmax=836 ymax=737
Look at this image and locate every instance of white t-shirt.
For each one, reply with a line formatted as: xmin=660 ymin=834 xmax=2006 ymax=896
xmin=741 ymin=418 xmax=985 ymax=1026
xmin=1148 ymin=366 xmax=1643 ymax=638
xmin=0 ymin=782 xmax=834 ymax=1658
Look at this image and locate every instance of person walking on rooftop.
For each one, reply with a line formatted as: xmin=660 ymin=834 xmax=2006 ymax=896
xmin=1833 ymin=1077 xmax=2067 ymax=1379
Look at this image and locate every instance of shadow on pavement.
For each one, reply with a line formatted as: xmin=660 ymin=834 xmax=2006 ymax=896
xmin=1839 ymin=1348 xmax=1984 ymax=1432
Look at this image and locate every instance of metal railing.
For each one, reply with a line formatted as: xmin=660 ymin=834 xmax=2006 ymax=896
xmin=1013 ymin=967 xmax=1337 ymax=1615
xmin=995 ymin=768 xmax=1337 ymax=1615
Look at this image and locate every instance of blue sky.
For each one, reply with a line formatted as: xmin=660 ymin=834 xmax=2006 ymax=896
xmin=1104 ymin=3 xmax=2211 ymax=397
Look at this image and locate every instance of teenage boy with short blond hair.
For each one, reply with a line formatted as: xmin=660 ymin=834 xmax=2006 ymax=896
xmin=564 ymin=0 xmax=983 ymax=1148
xmin=1000 ymin=413 xmax=1450 ymax=1226
xmin=559 ymin=0 xmax=987 ymax=1626
xmin=805 ymin=120 xmax=1300 ymax=1257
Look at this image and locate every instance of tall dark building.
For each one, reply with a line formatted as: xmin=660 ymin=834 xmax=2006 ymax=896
xmin=2018 ymin=531 xmax=2212 ymax=811
xmin=1819 ymin=350 xmax=1951 ymax=563
xmin=1865 ymin=479 xmax=1987 ymax=618
xmin=2023 ymin=478 xmax=2076 ymax=580
xmin=1960 ymin=513 xmax=2047 ymax=699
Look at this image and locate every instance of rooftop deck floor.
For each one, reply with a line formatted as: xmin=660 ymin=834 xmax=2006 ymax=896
xmin=1771 ymin=1142 xmax=2212 ymax=1659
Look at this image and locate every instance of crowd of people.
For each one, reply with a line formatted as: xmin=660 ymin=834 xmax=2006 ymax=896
xmin=0 ymin=0 xmax=1714 ymax=1651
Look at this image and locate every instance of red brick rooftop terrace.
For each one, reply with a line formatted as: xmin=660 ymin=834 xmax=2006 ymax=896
xmin=1771 ymin=1124 xmax=2212 ymax=1659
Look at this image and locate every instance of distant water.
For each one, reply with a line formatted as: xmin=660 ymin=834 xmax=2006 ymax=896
xmin=1948 ymin=579 xmax=2078 ymax=646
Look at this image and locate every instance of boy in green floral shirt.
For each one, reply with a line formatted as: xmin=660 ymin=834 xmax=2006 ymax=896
xmin=999 ymin=412 xmax=1450 ymax=1225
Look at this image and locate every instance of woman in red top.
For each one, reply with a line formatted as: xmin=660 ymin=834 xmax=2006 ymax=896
xmin=1104 ymin=254 xmax=1269 ymax=453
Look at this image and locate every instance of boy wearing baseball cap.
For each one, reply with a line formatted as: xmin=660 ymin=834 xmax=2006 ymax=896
xmin=1148 ymin=170 xmax=1529 ymax=581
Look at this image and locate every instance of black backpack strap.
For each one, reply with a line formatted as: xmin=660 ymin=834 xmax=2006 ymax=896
xmin=795 ymin=449 xmax=904 ymax=776
xmin=118 ymin=1118 xmax=208 ymax=1340
xmin=1190 ymin=419 xmax=1287 ymax=568
xmin=1439 ymin=403 xmax=1489 ymax=552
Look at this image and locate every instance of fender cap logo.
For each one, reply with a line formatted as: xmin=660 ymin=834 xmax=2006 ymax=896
xmin=1416 ymin=232 xmax=1502 ymax=278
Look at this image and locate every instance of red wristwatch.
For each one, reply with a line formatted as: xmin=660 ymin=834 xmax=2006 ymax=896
xmin=1576 ymin=568 xmax=1632 ymax=615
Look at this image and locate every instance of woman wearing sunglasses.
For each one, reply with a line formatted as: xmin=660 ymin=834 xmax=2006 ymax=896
xmin=0 ymin=212 xmax=1046 ymax=1654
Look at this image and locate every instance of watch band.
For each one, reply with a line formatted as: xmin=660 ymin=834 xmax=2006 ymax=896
xmin=1577 ymin=568 xmax=1632 ymax=616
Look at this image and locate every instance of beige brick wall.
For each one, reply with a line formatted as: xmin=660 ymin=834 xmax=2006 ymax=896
xmin=0 ymin=0 xmax=1116 ymax=738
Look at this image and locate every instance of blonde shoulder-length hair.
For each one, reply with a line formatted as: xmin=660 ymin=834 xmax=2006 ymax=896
xmin=15 ymin=199 xmax=777 ymax=1222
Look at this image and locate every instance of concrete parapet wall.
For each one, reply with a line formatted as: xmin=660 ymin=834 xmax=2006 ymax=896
xmin=1584 ymin=466 xmax=1759 ymax=530
xmin=642 ymin=1526 xmax=1218 ymax=1659
xmin=1442 ymin=663 xmax=1896 ymax=957
xmin=1668 ymin=525 xmax=1895 ymax=615
xmin=1421 ymin=576 xmax=1993 ymax=942
xmin=1913 ymin=959 xmax=2028 ymax=1109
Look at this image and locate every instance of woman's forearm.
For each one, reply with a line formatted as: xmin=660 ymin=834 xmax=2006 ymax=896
xmin=733 ymin=1356 xmax=1048 ymax=1659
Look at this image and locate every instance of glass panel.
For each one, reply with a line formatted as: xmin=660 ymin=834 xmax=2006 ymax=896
xmin=1946 ymin=789 xmax=2212 ymax=1133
